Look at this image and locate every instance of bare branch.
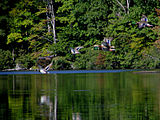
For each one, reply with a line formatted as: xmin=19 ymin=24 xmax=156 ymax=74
xmin=115 ymin=0 xmax=126 ymax=13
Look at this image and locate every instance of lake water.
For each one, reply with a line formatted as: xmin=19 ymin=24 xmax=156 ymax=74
xmin=0 ymin=70 xmax=160 ymax=120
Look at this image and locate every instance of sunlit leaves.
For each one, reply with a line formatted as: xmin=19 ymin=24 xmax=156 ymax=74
xmin=130 ymin=37 xmax=145 ymax=49
xmin=7 ymin=0 xmax=50 ymax=54
xmin=7 ymin=33 xmax=23 ymax=44
xmin=7 ymin=1 xmax=37 ymax=45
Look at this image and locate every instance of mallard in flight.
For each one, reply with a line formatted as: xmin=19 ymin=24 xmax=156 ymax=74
xmin=137 ymin=15 xmax=153 ymax=28
xmin=137 ymin=22 xmax=153 ymax=28
xmin=38 ymin=58 xmax=54 ymax=74
xmin=70 ymin=46 xmax=84 ymax=54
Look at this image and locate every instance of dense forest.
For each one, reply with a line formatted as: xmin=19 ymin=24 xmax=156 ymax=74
xmin=0 ymin=0 xmax=160 ymax=70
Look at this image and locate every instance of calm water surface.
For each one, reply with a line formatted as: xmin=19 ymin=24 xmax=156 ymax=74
xmin=0 ymin=70 xmax=160 ymax=120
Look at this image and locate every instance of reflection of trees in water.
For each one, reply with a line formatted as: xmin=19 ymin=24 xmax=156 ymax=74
xmin=38 ymin=74 xmax=82 ymax=120
xmin=72 ymin=113 xmax=81 ymax=120
xmin=39 ymin=74 xmax=57 ymax=120
xmin=39 ymin=95 xmax=53 ymax=119
xmin=4 ymin=72 xmax=160 ymax=119
xmin=7 ymin=75 xmax=34 ymax=119
xmin=54 ymin=74 xmax=57 ymax=120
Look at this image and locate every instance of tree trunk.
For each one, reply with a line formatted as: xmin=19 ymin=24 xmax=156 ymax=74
xmin=46 ymin=0 xmax=56 ymax=44
xmin=126 ymin=0 xmax=129 ymax=14
xmin=50 ymin=0 xmax=56 ymax=44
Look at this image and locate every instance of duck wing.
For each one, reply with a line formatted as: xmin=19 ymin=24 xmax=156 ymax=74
xmin=44 ymin=59 xmax=54 ymax=71
xmin=44 ymin=63 xmax=52 ymax=71
xmin=70 ymin=47 xmax=75 ymax=54
xmin=75 ymin=46 xmax=83 ymax=51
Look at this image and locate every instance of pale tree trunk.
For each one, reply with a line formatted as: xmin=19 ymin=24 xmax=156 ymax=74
xmin=50 ymin=0 xmax=56 ymax=44
xmin=46 ymin=0 xmax=56 ymax=44
xmin=126 ymin=0 xmax=130 ymax=14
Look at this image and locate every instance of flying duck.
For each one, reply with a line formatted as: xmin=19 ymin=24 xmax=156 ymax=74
xmin=137 ymin=15 xmax=153 ymax=28
xmin=70 ymin=46 xmax=84 ymax=54
xmin=37 ymin=55 xmax=55 ymax=74
xmin=38 ymin=58 xmax=54 ymax=74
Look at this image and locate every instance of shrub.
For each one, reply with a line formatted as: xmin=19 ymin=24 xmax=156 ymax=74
xmin=135 ymin=46 xmax=160 ymax=69
xmin=105 ymin=53 xmax=120 ymax=69
xmin=95 ymin=52 xmax=106 ymax=69
xmin=52 ymin=56 xmax=72 ymax=70
xmin=73 ymin=48 xmax=99 ymax=70
xmin=15 ymin=54 xmax=35 ymax=69
xmin=0 ymin=49 xmax=14 ymax=70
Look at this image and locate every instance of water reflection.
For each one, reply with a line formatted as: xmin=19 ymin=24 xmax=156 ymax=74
xmin=40 ymin=95 xmax=53 ymax=119
xmin=39 ymin=74 xmax=57 ymax=120
xmin=72 ymin=113 xmax=81 ymax=120
xmin=0 ymin=71 xmax=160 ymax=119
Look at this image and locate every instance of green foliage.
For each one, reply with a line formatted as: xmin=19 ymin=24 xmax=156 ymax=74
xmin=0 ymin=49 xmax=14 ymax=70
xmin=0 ymin=0 xmax=160 ymax=70
xmin=74 ymin=48 xmax=103 ymax=70
xmin=0 ymin=0 xmax=14 ymax=49
xmin=56 ymin=0 xmax=112 ymax=50
xmin=95 ymin=52 xmax=106 ymax=69
xmin=52 ymin=56 xmax=71 ymax=70
xmin=103 ymin=9 xmax=159 ymax=69
xmin=132 ymin=0 xmax=160 ymax=14
xmin=105 ymin=53 xmax=120 ymax=69
xmin=7 ymin=33 xmax=23 ymax=44
xmin=137 ymin=46 xmax=160 ymax=69
xmin=15 ymin=53 xmax=35 ymax=69
xmin=7 ymin=0 xmax=47 ymax=53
